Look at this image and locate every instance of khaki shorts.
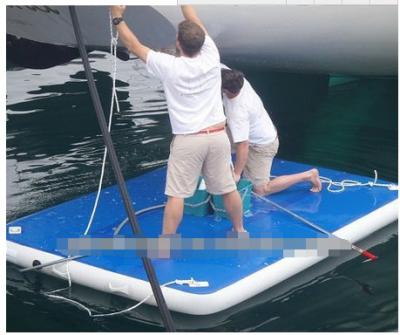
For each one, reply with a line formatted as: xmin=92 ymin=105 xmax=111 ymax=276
xmin=243 ymin=138 xmax=279 ymax=187
xmin=166 ymin=131 xmax=237 ymax=198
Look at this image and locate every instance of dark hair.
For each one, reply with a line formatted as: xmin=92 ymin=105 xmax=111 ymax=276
xmin=177 ymin=20 xmax=205 ymax=57
xmin=221 ymin=68 xmax=244 ymax=95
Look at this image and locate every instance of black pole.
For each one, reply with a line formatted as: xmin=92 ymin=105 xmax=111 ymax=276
xmin=68 ymin=6 xmax=176 ymax=332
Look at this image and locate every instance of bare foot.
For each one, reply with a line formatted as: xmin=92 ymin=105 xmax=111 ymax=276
xmin=309 ymin=168 xmax=322 ymax=192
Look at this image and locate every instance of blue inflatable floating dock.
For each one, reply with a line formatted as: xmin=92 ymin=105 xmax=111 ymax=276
xmin=6 ymin=159 xmax=398 ymax=315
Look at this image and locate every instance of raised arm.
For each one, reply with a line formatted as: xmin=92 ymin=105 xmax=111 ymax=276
xmin=181 ymin=5 xmax=207 ymax=35
xmin=110 ymin=6 xmax=151 ymax=63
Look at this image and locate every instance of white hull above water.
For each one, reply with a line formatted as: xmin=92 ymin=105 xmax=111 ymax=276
xmin=6 ymin=5 xmax=397 ymax=75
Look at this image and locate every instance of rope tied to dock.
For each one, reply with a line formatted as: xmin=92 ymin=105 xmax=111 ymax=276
xmin=43 ymin=258 xmax=207 ymax=318
xmin=44 ymin=266 xmax=176 ymax=318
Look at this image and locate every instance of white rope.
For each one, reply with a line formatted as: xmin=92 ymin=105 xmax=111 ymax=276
xmin=46 ymin=278 xmax=175 ymax=318
xmin=210 ymin=183 xmax=252 ymax=214
xmin=269 ymin=169 xmax=397 ymax=193
xmin=113 ymin=204 xmax=167 ymax=236
xmin=45 ymin=259 xmax=72 ymax=295
xmin=84 ymin=11 xmax=121 ymax=236
xmin=318 ymin=170 xmax=398 ymax=193
xmin=43 ymin=260 xmax=203 ymax=318
xmin=184 ymin=195 xmax=211 ymax=208
xmin=113 ymin=195 xmax=213 ymax=236
xmin=209 ymin=199 xmax=224 ymax=214
xmin=89 ymin=281 xmax=176 ymax=318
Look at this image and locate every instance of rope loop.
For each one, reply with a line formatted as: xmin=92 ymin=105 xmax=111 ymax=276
xmin=319 ymin=169 xmax=396 ymax=193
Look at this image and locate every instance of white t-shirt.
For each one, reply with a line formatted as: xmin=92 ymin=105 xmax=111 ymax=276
xmin=223 ymin=78 xmax=277 ymax=145
xmin=146 ymin=35 xmax=226 ymax=134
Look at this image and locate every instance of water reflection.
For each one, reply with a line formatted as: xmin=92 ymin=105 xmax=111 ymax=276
xmin=6 ymin=51 xmax=398 ymax=332
xmin=7 ymin=52 xmax=172 ymax=221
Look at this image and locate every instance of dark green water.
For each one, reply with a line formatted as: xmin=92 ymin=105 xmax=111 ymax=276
xmin=6 ymin=53 xmax=398 ymax=331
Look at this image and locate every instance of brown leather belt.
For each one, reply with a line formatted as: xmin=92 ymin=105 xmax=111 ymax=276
xmin=196 ymin=126 xmax=225 ymax=135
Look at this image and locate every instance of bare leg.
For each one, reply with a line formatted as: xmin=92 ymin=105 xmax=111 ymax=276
xmin=222 ymin=190 xmax=245 ymax=232
xmin=254 ymin=168 xmax=322 ymax=196
xmin=162 ymin=196 xmax=184 ymax=234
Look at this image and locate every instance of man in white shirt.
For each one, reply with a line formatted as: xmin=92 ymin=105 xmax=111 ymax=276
xmin=221 ymin=67 xmax=322 ymax=195
xmin=111 ymin=6 xmax=245 ymax=234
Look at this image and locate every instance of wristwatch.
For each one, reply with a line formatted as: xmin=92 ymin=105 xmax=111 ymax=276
xmin=112 ymin=17 xmax=124 ymax=26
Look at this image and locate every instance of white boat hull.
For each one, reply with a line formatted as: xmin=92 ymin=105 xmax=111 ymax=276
xmin=6 ymin=5 xmax=397 ymax=75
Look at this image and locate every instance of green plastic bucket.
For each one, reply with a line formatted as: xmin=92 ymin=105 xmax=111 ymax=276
xmin=184 ymin=178 xmax=211 ymax=217
xmin=211 ymin=179 xmax=253 ymax=218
